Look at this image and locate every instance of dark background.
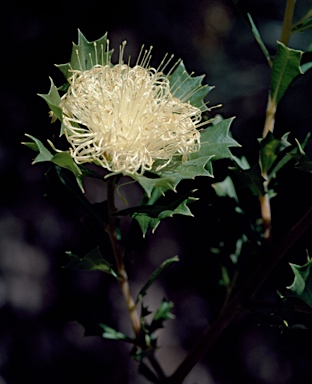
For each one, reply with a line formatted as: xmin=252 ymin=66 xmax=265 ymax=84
xmin=1 ymin=1 xmax=312 ymax=383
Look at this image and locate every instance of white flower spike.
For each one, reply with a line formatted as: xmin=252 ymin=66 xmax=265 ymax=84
xmin=61 ymin=38 xmax=206 ymax=175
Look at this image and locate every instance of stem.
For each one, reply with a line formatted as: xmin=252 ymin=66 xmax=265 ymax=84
xmin=280 ymin=0 xmax=296 ymax=46
xmin=163 ymin=207 xmax=312 ymax=384
xmin=106 ymin=176 xmax=141 ymax=337
xmin=260 ymin=0 xmax=296 ymax=239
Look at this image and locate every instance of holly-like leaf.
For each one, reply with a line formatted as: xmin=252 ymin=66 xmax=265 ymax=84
xmin=99 ymin=323 xmax=134 ymax=342
xmin=135 ymin=256 xmax=179 ymax=304
xmin=260 ymin=132 xmax=291 ymax=176
xmin=57 ymin=30 xmax=114 ymax=80
xmin=168 ymin=61 xmax=213 ymax=111
xmin=270 ymin=42 xmax=303 ymax=104
xmin=23 ymin=134 xmax=85 ymax=192
xmin=196 ymin=117 xmax=239 ymax=161
xmin=64 ymin=247 xmax=118 ymax=278
xmin=233 ymin=163 xmax=265 ymax=197
xmin=212 ymin=175 xmax=239 ymax=203
xmin=38 ymin=78 xmax=63 ymax=121
xmin=132 ymin=195 xmax=197 ymax=236
xmin=131 ymin=118 xmax=238 ymax=197
xmin=148 ymin=299 xmax=175 ymax=333
xmin=23 ymin=134 xmax=53 ymax=163
xmin=288 ymin=259 xmax=312 ymax=308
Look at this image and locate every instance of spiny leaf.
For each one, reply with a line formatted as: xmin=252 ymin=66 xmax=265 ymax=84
xmin=212 ymin=175 xmax=239 ymax=203
xmin=132 ymin=196 xmax=197 ymax=236
xmin=233 ymin=163 xmax=265 ymax=197
xmin=196 ymin=117 xmax=239 ymax=161
xmin=168 ymin=61 xmax=213 ymax=111
xmin=288 ymin=259 xmax=312 ymax=308
xmin=23 ymin=134 xmax=53 ymax=163
xmin=260 ymin=132 xmax=291 ymax=176
xmin=64 ymin=247 xmax=118 ymax=278
xmin=99 ymin=324 xmax=134 ymax=342
xmin=136 ymin=256 xmax=179 ymax=304
xmin=270 ymin=42 xmax=303 ymax=104
xmin=38 ymin=78 xmax=63 ymax=121
xmin=57 ymin=30 xmax=113 ymax=80
xmin=148 ymin=299 xmax=175 ymax=333
xmin=22 ymin=134 xmax=84 ymax=192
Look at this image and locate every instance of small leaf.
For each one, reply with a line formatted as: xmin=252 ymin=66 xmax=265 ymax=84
xmin=270 ymin=42 xmax=303 ymax=104
xmin=23 ymin=134 xmax=53 ymax=163
xmin=212 ymin=176 xmax=238 ymax=202
xmin=99 ymin=324 xmax=134 ymax=342
xmin=64 ymin=247 xmax=118 ymax=278
xmin=292 ymin=9 xmax=312 ymax=33
xmin=260 ymin=132 xmax=291 ymax=175
xmin=136 ymin=256 xmax=179 ymax=304
xmin=288 ymin=259 xmax=312 ymax=308
xmin=247 ymin=13 xmax=272 ymax=65
xmin=148 ymin=299 xmax=175 ymax=333
xmin=38 ymin=78 xmax=63 ymax=121
xmin=233 ymin=163 xmax=265 ymax=197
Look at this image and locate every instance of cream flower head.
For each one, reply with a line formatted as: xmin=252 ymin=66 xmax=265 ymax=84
xmin=61 ymin=42 xmax=205 ymax=175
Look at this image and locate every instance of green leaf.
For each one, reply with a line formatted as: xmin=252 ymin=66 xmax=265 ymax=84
xmin=135 ymin=256 xmax=179 ymax=304
xmin=57 ymin=30 xmax=113 ymax=79
xmin=23 ymin=134 xmax=85 ymax=192
xmin=99 ymin=324 xmax=134 ymax=342
xmin=260 ymin=132 xmax=291 ymax=175
xmin=132 ymin=195 xmax=197 ymax=236
xmin=38 ymin=78 xmax=63 ymax=121
xmin=292 ymin=9 xmax=312 ymax=33
xmin=196 ymin=117 xmax=239 ymax=161
xmin=168 ymin=61 xmax=213 ymax=111
xmin=288 ymin=259 xmax=312 ymax=307
xmin=233 ymin=163 xmax=265 ymax=197
xmin=64 ymin=247 xmax=118 ymax=278
xmin=50 ymin=152 xmax=82 ymax=178
xmin=148 ymin=299 xmax=175 ymax=333
xmin=212 ymin=176 xmax=239 ymax=203
xmin=23 ymin=134 xmax=53 ymax=163
xmin=247 ymin=13 xmax=272 ymax=65
xmin=131 ymin=117 xmax=238 ymax=197
xmin=270 ymin=42 xmax=303 ymax=104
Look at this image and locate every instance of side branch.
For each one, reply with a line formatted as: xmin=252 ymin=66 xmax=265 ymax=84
xmin=164 ymin=207 xmax=312 ymax=384
xmin=106 ymin=177 xmax=141 ymax=337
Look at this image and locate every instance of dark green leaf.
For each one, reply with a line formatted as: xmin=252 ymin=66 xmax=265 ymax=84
xmin=148 ymin=299 xmax=175 ymax=333
xmin=168 ymin=61 xmax=213 ymax=111
xmin=57 ymin=30 xmax=113 ymax=79
xmin=270 ymin=42 xmax=303 ymax=104
xmin=64 ymin=247 xmax=118 ymax=278
xmin=292 ymin=9 xmax=312 ymax=33
xmin=288 ymin=259 xmax=312 ymax=308
xmin=136 ymin=256 xmax=179 ymax=304
xmin=260 ymin=132 xmax=291 ymax=175
xmin=233 ymin=163 xmax=265 ymax=197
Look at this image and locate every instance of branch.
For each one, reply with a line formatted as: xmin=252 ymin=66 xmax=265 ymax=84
xmin=163 ymin=206 xmax=312 ymax=384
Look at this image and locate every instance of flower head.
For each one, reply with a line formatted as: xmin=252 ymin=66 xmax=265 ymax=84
xmin=61 ymin=41 xmax=205 ymax=175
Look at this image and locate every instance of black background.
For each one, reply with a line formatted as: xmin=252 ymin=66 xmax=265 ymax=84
xmin=1 ymin=1 xmax=312 ymax=383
